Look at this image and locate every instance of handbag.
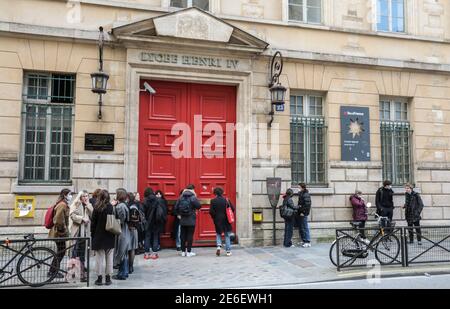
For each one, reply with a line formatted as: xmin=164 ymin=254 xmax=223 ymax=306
xmin=106 ymin=206 xmax=122 ymax=235
xmin=226 ymin=198 xmax=235 ymax=224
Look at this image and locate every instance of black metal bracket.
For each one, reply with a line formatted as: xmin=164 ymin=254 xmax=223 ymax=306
xmin=268 ymin=51 xmax=283 ymax=127
xmin=269 ymin=51 xmax=283 ymax=88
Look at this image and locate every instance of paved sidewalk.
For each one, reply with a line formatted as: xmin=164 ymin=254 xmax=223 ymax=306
xmin=88 ymin=244 xmax=337 ymax=289
xmin=41 ymin=242 xmax=450 ymax=289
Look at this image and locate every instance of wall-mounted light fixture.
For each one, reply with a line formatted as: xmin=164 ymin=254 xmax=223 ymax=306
xmin=91 ymin=26 xmax=109 ymax=120
xmin=268 ymin=51 xmax=287 ymax=128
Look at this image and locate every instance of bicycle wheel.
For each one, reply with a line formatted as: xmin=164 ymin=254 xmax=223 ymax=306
xmin=375 ymin=234 xmax=400 ymax=265
xmin=329 ymin=236 xmax=361 ymax=267
xmin=16 ymin=246 xmax=58 ymax=287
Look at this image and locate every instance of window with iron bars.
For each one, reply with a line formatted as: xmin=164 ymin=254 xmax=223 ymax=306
xmin=380 ymin=99 xmax=413 ymax=186
xmin=290 ymin=94 xmax=326 ymax=185
xmin=21 ymin=73 xmax=75 ymax=184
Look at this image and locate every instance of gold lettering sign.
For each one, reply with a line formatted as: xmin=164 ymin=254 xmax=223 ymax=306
xmin=140 ymin=52 xmax=240 ymax=70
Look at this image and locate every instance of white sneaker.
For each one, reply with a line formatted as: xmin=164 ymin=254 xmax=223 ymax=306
xmin=181 ymin=251 xmax=186 ymax=257
xmin=362 ymin=238 xmax=370 ymax=245
xmin=302 ymin=242 xmax=311 ymax=248
xmin=226 ymin=251 xmax=232 ymax=256
xmin=290 ymin=244 xmax=296 ymax=248
xmin=186 ymin=252 xmax=196 ymax=257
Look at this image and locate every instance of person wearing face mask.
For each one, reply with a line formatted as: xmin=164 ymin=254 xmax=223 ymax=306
xmin=403 ymin=183 xmax=424 ymax=245
xmin=375 ymin=180 xmax=395 ymax=225
xmin=69 ymin=190 xmax=93 ymax=282
xmin=48 ymin=188 xmax=72 ymax=278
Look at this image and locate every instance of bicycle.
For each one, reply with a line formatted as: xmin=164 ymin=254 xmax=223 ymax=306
xmin=329 ymin=213 xmax=401 ymax=267
xmin=0 ymin=234 xmax=59 ymax=287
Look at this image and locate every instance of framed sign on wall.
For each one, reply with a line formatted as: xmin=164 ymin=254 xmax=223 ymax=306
xmin=84 ymin=133 xmax=115 ymax=151
xmin=340 ymin=106 xmax=371 ymax=162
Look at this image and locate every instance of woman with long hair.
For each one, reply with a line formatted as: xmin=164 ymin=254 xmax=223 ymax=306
xmin=69 ymin=190 xmax=93 ymax=282
xmin=48 ymin=188 xmax=72 ymax=278
xmin=91 ymin=189 xmax=115 ymax=286
xmin=113 ymin=188 xmax=131 ymax=280
xmin=155 ymin=190 xmax=168 ymax=252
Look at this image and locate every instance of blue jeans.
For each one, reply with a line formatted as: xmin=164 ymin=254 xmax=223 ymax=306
xmin=297 ymin=215 xmax=311 ymax=243
xmin=144 ymin=230 xmax=160 ymax=253
xmin=216 ymin=232 xmax=232 ymax=252
xmin=175 ymin=225 xmax=181 ymax=248
xmin=283 ymin=219 xmax=294 ymax=247
xmin=117 ymin=256 xmax=129 ymax=279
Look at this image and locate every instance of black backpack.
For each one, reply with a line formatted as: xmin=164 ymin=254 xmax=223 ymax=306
xmin=178 ymin=196 xmax=192 ymax=217
xmin=280 ymin=199 xmax=295 ymax=219
xmin=153 ymin=201 xmax=167 ymax=224
xmin=130 ymin=204 xmax=146 ymax=232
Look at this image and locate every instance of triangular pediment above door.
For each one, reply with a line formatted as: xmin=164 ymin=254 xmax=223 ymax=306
xmin=111 ymin=7 xmax=268 ymax=53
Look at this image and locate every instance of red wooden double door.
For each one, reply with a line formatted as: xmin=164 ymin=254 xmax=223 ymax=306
xmin=138 ymin=80 xmax=236 ymax=247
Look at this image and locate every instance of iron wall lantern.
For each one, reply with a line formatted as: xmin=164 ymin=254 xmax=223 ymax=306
xmin=268 ymin=51 xmax=287 ymax=127
xmin=91 ymin=26 xmax=109 ymax=120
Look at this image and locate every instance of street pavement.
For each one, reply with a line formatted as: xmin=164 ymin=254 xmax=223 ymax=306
xmin=73 ymin=242 xmax=450 ymax=289
xmin=262 ymin=273 xmax=450 ymax=289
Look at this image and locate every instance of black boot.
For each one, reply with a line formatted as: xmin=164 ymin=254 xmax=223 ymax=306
xmin=94 ymin=275 xmax=103 ymax=286
xmin=105 ymin=275 xmax=112 ymax=286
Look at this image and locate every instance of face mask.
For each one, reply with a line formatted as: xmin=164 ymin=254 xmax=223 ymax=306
xmin=66 ymin=194 xmax=73 ymax=202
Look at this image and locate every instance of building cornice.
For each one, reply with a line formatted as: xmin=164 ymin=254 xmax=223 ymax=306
xmin=47 ymin=0 xmax=450 ymax=45
xmin=1 ymin=21 xmax=450 ymax=74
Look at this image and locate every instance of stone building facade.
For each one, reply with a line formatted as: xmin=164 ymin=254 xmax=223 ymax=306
xmin=0 ymin=0 xmax=450 ymax=246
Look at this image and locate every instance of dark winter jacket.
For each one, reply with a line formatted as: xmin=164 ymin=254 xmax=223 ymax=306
xmin=376 ymin=187 xmax=394 ymax=212
xmin=280 ymin=194 xmax=298 ymax=221
xmin=144 ymin=194 xmax=167 ymax=233
xmin=209 ymin=196 xmax=235 ymax=234
xmin=350 ymin=194 xmax=368 ymax=221
xmin=90 ymin=203 xmax=115 ymax=251
xmin=297 ymin=190 xmax=312 ymax=216
xmin=174 ymin=189 xmax=201 ymax=227
xmin=404 ymin=191 xmax=424 ymax=223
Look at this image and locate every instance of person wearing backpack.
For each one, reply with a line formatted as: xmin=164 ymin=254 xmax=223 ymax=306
xmin=174 ymin=184 xmax=201 ymax=257
xmin=210 ymin=187 xmax=235 ymax=256
xmin=91 ymin=189 xmax=115 ymax=286
xmin=376 ymin=180 xmax=395 ymax=224
xmin=404 ymin=183 xmax=424 ymax=245
xmin=48 ymin=188 xmax=72 ymax=278
xmin=296 ymin=183 xmax=312 ymax=248
xmin=127 ymin=192 xmax=141 ymax=273
xmin=280 ymin=189 xmax=298 ymax=248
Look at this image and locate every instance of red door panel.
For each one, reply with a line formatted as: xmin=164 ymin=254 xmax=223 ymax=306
xmin=190 ymin=84 xmax=236 ymax=243
xmin=138 ymin=81 xmax=236 ymax=247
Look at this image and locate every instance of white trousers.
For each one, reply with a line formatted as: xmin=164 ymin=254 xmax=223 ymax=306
xmin=94 ymin=249 xmax=114 ymax=277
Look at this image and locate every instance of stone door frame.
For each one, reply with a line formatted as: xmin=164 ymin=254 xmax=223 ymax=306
xmin=123 ymin=58 xmax=254 ymax=246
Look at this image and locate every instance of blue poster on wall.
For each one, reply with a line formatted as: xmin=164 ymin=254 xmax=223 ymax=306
xmin=340 ymin=106 xmax=371 ymax=161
